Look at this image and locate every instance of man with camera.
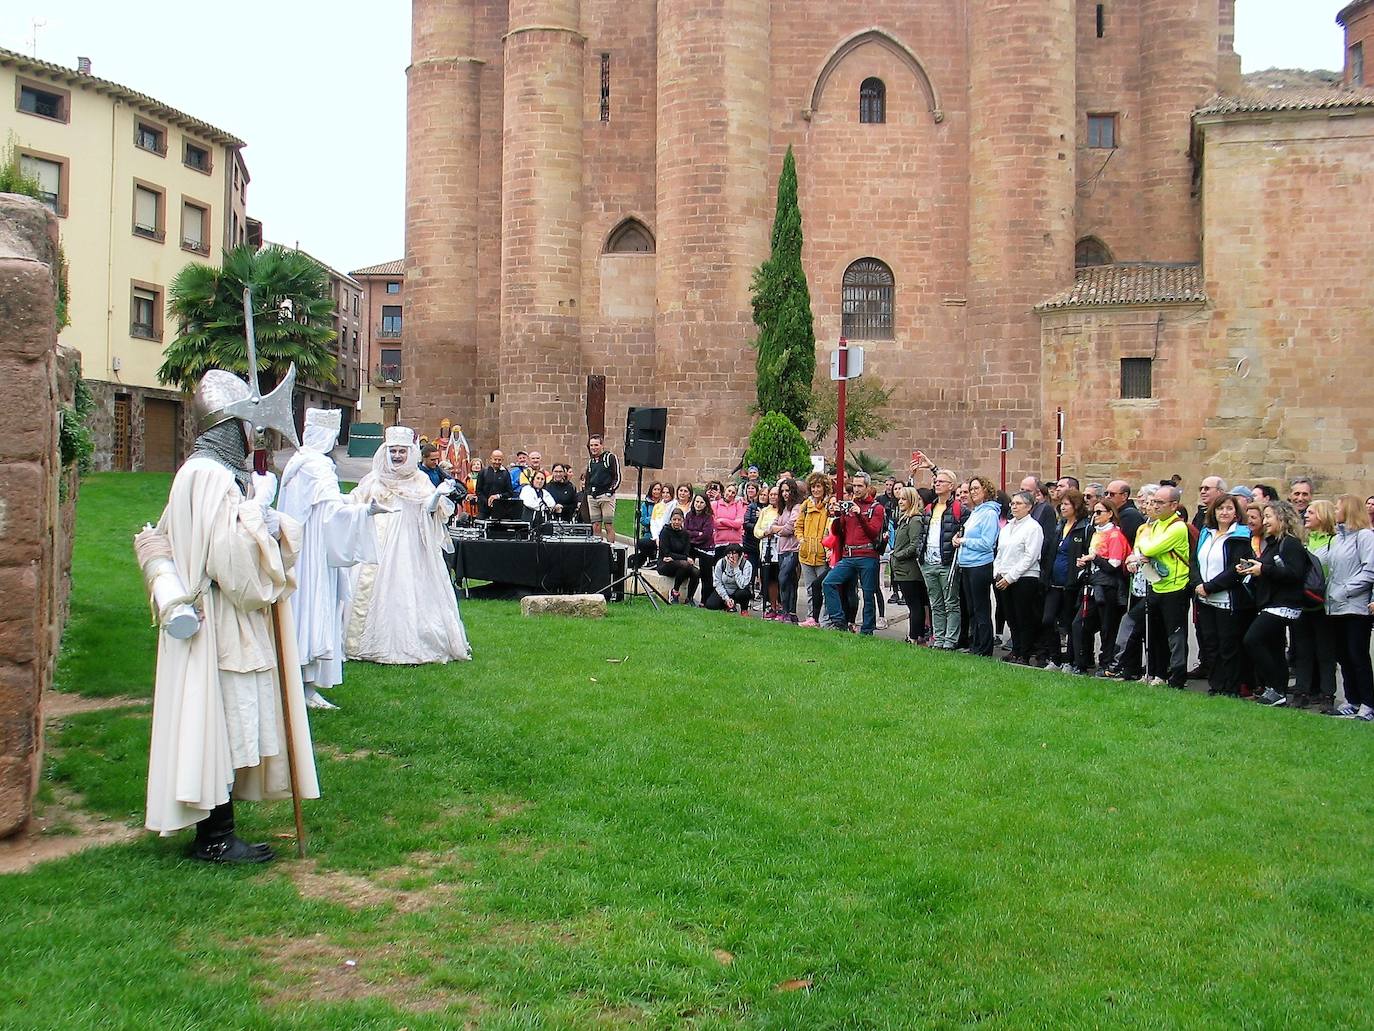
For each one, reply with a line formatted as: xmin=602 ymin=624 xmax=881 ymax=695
xmin=822 ymin=471 xmax=886 ymax=634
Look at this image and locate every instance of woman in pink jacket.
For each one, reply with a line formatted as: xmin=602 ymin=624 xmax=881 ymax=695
xmin=713 ymin=481 xmax=747 ymax=559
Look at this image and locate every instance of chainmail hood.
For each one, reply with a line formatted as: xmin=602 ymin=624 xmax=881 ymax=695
xmin=192 ymin=419 xmax=252 ymax=493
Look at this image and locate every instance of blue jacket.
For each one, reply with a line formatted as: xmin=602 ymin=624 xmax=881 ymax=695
xmin=958 ymin=500 xmax=1003 ymax=568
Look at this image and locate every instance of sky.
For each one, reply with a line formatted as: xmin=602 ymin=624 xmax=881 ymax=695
xmin=0 ymin=0 xmax=1351 ymax=276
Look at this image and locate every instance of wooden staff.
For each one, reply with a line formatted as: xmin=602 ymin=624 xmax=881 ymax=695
xmin=268 ymin=599 xmax=306 ymax=858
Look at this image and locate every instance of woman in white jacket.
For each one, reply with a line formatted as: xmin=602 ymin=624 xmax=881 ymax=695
xmin=994 ymin=491 xmax=1045 ymax=665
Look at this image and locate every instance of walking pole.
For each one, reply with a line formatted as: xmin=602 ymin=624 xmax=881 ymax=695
xmin=268 ymin=600 xmax=307 ymax=858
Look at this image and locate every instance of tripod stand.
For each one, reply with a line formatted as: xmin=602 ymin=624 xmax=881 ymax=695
xmin=600 ymin=464 xmax=670 ymax=609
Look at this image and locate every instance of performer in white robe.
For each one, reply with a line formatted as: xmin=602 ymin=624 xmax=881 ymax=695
xmin=277 ymin=408 xmax=382 ymax=710
xmin=142 ymin=370 xmax=320 ymax=862
xmin=345 ymin=426 xmax=472 ymax=664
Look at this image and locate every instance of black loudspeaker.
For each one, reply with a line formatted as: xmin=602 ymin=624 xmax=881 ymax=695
xmin=624 ymin=406 xmax=668 ymax=469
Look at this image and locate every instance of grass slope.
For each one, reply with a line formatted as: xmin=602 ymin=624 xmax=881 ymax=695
xmin=5 ymin=473 xmax=1374 ymax=1028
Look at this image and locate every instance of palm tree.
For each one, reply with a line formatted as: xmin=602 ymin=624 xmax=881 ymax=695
xmin=157 ymin=244 xmax=338 ymax=391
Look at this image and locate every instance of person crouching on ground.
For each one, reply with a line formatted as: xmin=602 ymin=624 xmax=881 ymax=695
xmin=705 ymin=543 xmax=754 ymax=614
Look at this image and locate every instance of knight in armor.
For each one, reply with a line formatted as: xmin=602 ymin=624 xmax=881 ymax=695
xmin=276 ymin=408 xmax=384 ymax=710
xmin=141 ymin=370 xmax=320 ymax=863
xmin=345 ymin=427 xmax=472 ymax=664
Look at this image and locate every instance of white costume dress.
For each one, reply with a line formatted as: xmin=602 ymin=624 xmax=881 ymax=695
xmin=345 ymin=428 xmax=472 ymax=664
xmin=146 ymin=456 xmax=321 ymax=834
xmin=277 ymin=409 xmax=378 ymax=700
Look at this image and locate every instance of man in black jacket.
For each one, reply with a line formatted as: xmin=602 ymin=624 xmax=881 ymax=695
xmin=585 ymin=434 xmax=621 ymax=544
xmin=1106 ymin=479 xmax=1145 ymax=545
xmin=476 ymin=449 xmax=512 ymax=518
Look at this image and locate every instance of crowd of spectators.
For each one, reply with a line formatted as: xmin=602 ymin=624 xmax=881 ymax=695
xmin=639 ymin=459 xmax=1374 ymax=721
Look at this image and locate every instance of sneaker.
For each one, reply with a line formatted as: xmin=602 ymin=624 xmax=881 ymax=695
xmin=738 ymin=607 xmax=751 ymax=618
xmin=1068 ymin=667 xmax=1089 ymax=676
xmin=1186 ymin=665 xmax=1208 ymax=680
xmin=798 ymin=617 xmax=819 ymax=628
xmin=1096 ymin=667 xmax=1121 ymax=679
xmin=1147 ymin=676 xmax=1167 ymax=687
xmin=1357 ymin=705 xmax=1374 ymax=722
xmin=670 ymin=590 xmax=680 ymax=604
xmin=888 ymin=592 xmax=902 ymax=604
xmin=875 ymin=616 xmax=889 ymax=630
xmin=1323 ymin=703 xmax=1359 ymax=718
xmin=1043 ymin=661 xmax=1060 ymax=672
xmin=1259 ymin=688 xmax=1288 ymax=707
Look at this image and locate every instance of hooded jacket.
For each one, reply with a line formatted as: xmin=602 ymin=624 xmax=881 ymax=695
xmin=1322 ymin=524 xmax=1374 ymax=617
xmin=958 ymin=500 xmax=1003 ymax=568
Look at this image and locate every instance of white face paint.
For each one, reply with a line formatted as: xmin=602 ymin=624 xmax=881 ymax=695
xmin=388 ymin=445 xmax=410 ymax=464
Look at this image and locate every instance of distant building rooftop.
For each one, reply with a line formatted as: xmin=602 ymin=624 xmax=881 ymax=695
xmin=350 ymin=259 xmax=405 ymax=277
xmin=1036 ymin=263 xmax=1207 ymax=312
xmin=1195 ymin=85 xmax=1374 ymax=116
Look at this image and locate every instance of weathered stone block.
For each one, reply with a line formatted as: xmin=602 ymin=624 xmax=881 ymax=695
xmin=0 ymin=756 xmax=32 ymax=838
xmin=0 ymin=260 xmax=57 ymax=360
xmin=0 ymin=663 xmax=39 ymax=757
xmin=520 ymin=593 xmax=607 ymax=618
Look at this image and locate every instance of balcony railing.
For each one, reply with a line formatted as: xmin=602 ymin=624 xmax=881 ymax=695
xmin=377 ymin=323 xmax=402 ymax=339
xmin=372 ymin=362 xmax=402 ymax=387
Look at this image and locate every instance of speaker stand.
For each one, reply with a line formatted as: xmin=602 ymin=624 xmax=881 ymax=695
xmin=599 ymin=464 xmax=669 ymax=610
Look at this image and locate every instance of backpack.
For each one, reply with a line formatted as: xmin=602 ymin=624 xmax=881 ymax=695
xmin=1302 ymin=550 xmax=1327 ymax=611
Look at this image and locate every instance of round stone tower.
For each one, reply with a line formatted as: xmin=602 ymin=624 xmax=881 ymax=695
xmin=1139 ymin=0 xmax=1220 ymax=262
xmin=499 ymin=0 xmax=586 ymax=461
xmin=654 ymin=0 xmax=771 ymax=480
xmin=967 ymin=0 xmax=1076 ymax=471
xmin=404 ymin=0 xmax=483 ymax=437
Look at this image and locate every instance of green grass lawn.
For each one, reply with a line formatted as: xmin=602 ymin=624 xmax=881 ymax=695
xmin=6 ymin=473 xmax=1374 ymax=1028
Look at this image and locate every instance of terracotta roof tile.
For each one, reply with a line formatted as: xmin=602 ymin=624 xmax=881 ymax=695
xmin=1195 ymin=86 xmax=1374 ymax=116
xmin=350 ymin=259 xmax=405 ymax=277
xmin=1036 ymin=263 xmax=1207 ymax=311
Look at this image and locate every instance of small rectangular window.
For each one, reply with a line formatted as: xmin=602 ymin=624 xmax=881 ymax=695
xmin=1352 ymin=42 xmax=1365 ymax=88
xmin=135 ymin=122 xmax=166 ymax=155
xmin=19 ymin=153 xmax=66 ymax=216
xmin=386 ymin=281 xmax=401 ymax=294
xmin=133 ymin=183 xmax=165 ymax=242
xmin=1088 ymin=114 xmax=1117 ymax=149
xmin=380 ymin=305 xmax=402 ymax=337
xmin=130 ymin=282 xmax=162 ymax=340
xmin=181 ymin=200 xmax=209 ymax=254
xmin=1096 ymin=4 xmax=1105 ymax=38
xmin=17 ymin=80 xmax=68 ymax=122
xmin=1120 ymin=358 xmax=1152 ymax=399
xmin=600 ymin=53 xmax=611 ymax=122
xmin=184 ymin=142 xmax=212 ymax=173
xmin=379 ymin=347 xmax=401 ymax=382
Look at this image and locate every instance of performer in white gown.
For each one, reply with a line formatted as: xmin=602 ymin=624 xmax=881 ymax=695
xmin=345 ymin=426 xmax=472 ymax=664
xmin=141 ymin=370 xmax=320 ymax=863
xmin=276 ymin=408 xmax=383 ymax=710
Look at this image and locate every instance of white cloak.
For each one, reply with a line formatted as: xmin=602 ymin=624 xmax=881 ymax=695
xmin=345 ymin=470 xmax=472 ymax=664
xmin=277 ymin=448 xmax=377 ymax=691
xmin=146 ymin=456 xmax=321 ymax=834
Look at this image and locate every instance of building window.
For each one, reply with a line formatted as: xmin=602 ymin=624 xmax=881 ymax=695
xmin=859 ymin=78 xmax=886 ymax=124
xmin=386 ymin=281 xmax=401 ymax=294
xmin=1096 ymin=3 xmax=1105 ymax=38
xmin=605 ymin=219 xmax=655 ymax=253
xmin=18 ymin=151 xmax=67 ymax=216
xmin=135 ymin=120 xmax=167 ymax=156
xmin=600 ymin=52 xmax=611 ymax=122
xmin=352 ymin=329 xmax=359 ymax=355
xmin=16 ymin=78 xmax=69 ymax=122
xmin=181 ymin=199 xmax=210 ymax=255
xmin=183 ymin=141 xmax=212 ymax=173
xmin=1352 ymin=42 xmax=1365 ymax=87
xmin=1075 ymin=237 xmax=1113 ymax=267
xmin=841 ymin=258 xmax=895 ymax=340
xmin=379 ymin=347 xmax=401 ymax=382
xmin=353 ymin=293 xmax=360 ymax=315
xmin=130 ymin=281 xmax=163 ymax=341
xmin=380 ymin=305 xmax=402 ymax=337
xmin=1088 ymin=114 xmax=1117 ymax=149
xmin=1120 ymin=358 xmax=1152 ymax=399
xmin=132 ymin=182 xmax=166 ymax=242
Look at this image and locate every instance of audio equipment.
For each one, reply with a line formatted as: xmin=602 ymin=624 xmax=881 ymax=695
xmin=624 ymin=406 xmax=668 ymax=469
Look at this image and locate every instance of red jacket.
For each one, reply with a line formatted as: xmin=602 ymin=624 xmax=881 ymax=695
xmin=831 ymin=501 xmax=885 ymax=557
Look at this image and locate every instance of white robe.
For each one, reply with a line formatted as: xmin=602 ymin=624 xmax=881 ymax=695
xmin=277 ymin=449 xmax=377 ymax=691
xmin=345 ymin=470 xmax=472 ymax=664
xmin=145 ymin=456 xmax=321 ymax=834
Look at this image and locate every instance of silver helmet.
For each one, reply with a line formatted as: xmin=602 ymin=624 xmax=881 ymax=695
xmin=191 ymin=370 xmax=253 ymax=435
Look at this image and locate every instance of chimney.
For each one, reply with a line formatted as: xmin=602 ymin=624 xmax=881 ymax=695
xmin=77 ymin=56 xmax=91 ymax=75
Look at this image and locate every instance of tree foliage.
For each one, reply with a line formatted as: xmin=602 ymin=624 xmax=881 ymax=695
xmin=157 ymin=244 xmax=338 ymax=392
xmin=844 ymin=450 xmax=895 ymax=479
xmin=744 ymin=412 xmax=814 ymax=482
xmin=806 ymin=374 xmax=894 ymax=449
xmin=750 ymin=146 xmax=815 ymax=430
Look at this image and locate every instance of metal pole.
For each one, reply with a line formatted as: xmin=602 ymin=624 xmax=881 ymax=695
xmin=1055 ymin=406 xmax=1065 ymax=482
xmin=999 ymin=424 xmax=1008 ymax=493
xmin=835 ymin=336 xmax=849 ymax=481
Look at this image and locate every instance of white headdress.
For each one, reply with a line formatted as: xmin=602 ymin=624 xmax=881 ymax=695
xmin=301 ymin=408 xmax=342 ymax=455
xmin=372 ymin=426 xmax=421 ymax=487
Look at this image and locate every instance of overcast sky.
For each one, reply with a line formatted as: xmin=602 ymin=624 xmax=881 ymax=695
xmin=0 ymin=0 xmax=1350 ymax=275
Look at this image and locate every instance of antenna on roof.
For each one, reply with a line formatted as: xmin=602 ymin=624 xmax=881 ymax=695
xmin=29 ymin=18 xmax=46 ymax=58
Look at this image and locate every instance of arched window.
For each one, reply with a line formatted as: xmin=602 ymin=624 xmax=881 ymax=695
xmin=859 ymin=78 xmax=886 ymax=124
xmin=605 ymin=218 xmax=655 ymax=254
xmin=842 ymin=258 xmax=894 ymax=340
xmin=1075 ymin=237 xmax=1113 ymax=267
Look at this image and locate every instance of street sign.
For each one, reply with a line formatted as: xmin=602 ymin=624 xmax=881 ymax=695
xmin=829 ymin=345 xmax=864 ymax=381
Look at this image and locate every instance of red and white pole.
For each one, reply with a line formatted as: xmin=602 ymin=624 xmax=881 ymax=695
xmin=1055 ymin=406 xmax=1065 ymax=482
xmin=999 ymin=424 xmax=1008 ymax=492
xmin=835 ymin=336 xmax=848 ymax=484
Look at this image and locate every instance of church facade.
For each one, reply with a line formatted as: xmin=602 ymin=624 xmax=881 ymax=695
xmin=404 ymin=0 xmax=1374 ymax=492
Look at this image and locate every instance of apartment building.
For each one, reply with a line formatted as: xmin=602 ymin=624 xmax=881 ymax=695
xmin=350 ymin=259 xmax=404 ymax=427
xmin=0 ymin=47 xmax=252 ymax=471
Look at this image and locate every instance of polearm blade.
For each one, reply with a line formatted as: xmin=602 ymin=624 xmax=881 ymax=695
xmin=223 ymin=286 xmax=301 ymax=448
xmin=242 ymin=287 xmax=262 ymax=402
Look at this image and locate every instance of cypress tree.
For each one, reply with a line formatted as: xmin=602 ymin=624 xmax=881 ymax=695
xmin=750 ymin=146 xmax=816 ymax=431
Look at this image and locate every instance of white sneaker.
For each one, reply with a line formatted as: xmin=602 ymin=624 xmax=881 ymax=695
xmin=1357 ymin=704 xmax=1374 ymax=722
xmin=876 ymin=616 xmax=889 ymax=630
xmin=305 ymin=691 xmax=339 ymax=710
xmin=1147 ymin=676 xmax=1167 ymax=687
xmin=1259 ymin=688 xmax=1288 ymax=707
xmin=1044 ymin=661 xmax=1060 ymax=672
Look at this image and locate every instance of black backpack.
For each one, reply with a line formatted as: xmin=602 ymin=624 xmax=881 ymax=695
xmin=1302 ymin=550 xmax=1327 ymax=611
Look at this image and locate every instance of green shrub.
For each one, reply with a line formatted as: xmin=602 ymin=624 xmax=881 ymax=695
xmin=744 ymin=412 xmax=813 ymax=482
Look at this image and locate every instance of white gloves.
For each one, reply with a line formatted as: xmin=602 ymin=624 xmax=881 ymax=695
xmin=251 ymin=471 xmax=278 ymax=506
xmin=366 ymin=498 xmax=394 ymax=516
xmin=424 ymin=486 xmax=450 ymax=514
xmin=260 ymin=505 xmax=281 ymax=538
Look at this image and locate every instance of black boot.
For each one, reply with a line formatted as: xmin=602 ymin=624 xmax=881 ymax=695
xmin=188 ymin=801 xmax=276 ymax=864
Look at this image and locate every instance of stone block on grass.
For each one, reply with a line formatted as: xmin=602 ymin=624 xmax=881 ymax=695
xmin=521 ymin=594 xmax=607 ymax=619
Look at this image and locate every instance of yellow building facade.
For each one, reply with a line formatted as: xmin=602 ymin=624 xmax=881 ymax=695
xmin=0 ymin=48 xmax=247 ymax=471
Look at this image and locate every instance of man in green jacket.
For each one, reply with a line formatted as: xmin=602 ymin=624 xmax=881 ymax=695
xmin=1130 ymin=485 xmax=1191 ymax=689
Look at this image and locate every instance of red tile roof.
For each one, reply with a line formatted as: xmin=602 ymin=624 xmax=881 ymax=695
xmin=1036 ymin=263 xmax=1207 ymax=312
xmin=1195 ymin=86 xmax=1374 ymax=116
xmin=350 ymin=259 xmax=405 ymax=277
